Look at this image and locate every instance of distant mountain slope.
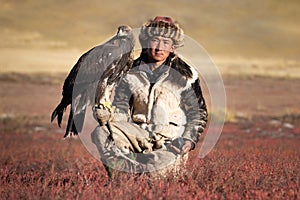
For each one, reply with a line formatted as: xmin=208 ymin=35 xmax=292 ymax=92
xmin=0 ymin=0 xmax=299 ymax=58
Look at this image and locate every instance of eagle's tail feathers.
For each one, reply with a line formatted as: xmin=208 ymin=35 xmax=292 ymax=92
xmin=51 ymin=104 xmax=65 ymax=128
xmin=64 ymin=108 xmax=74 ymax=138
xmin=64 ymin=107 xmax=86 ymax=138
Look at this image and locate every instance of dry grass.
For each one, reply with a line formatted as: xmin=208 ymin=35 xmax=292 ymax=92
xmin=1 ymin=0 xmax=299 ymax=56
xmin=1 ymin=0 xmax=300 ymax=76
xmin=0 ymin=48 xmax=81 ymax=73
xmin=0 ymin=72 xmax=65 ymax=85
xmin=215 ymin=57 xmax=300 ymax=79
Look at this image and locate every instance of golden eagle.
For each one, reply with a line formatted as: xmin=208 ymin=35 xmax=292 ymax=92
xmin=51 ymin=25 xmax=134 ymax=137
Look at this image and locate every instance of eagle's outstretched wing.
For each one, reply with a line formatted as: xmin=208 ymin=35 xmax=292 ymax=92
xmin=51 ymin=25 xmax=134 ymax=137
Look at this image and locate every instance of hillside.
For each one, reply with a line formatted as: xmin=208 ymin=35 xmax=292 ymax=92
xmin=0 ymin=0 xmax=299 ymax=73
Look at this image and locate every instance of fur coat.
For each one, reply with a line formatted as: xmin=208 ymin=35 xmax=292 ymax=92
xmin=112 ymin=52 xmax=208 ymax=147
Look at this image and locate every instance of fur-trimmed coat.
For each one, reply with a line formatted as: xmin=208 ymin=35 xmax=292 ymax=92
xmin=112 ymin=52 xmax=208 ymax=147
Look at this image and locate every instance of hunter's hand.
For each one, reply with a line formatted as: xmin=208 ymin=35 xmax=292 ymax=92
xmin=170 ymin=138 xmax=193 ymax=155
xmin=181 ymin=141 xmax=193 ymax=155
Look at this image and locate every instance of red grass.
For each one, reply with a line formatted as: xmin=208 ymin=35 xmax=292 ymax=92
xmin=0 ymin=121 xmax=299 ymax=199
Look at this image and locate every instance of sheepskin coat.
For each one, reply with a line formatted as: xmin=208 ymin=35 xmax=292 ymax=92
xmin=112 ymin=52 xmax=208 ymax=147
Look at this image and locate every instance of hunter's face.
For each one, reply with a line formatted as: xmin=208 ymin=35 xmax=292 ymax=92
xmin=147 ymin=36 xmax=174 ymax=63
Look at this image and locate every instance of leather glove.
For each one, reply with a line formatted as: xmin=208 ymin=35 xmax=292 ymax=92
xmin=94 ymin=108 xmax=113 ymax=126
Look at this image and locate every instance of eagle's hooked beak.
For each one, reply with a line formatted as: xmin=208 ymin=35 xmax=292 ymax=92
xmin=117 ymin=29 xmax=123 ymax=36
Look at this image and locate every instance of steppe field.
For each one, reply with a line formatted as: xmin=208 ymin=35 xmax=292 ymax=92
xmin=1 ymin=1 xmax=299 ymax=199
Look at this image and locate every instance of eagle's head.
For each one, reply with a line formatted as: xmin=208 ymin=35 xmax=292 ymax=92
xmin=117 ymin=25 xmax=132 ymax=37
xmin=116 ymin=25 xmax=134 ymax=49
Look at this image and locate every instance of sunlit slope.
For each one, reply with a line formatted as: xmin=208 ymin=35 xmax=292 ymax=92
xmin=1 ymin=0 xmax=299 ymax=57
xmin=0 ymin=0 xmax=299 ymax=73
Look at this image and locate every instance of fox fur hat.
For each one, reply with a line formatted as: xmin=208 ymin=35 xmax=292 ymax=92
xmin=139 ymin=16 xmax=184 ymax=48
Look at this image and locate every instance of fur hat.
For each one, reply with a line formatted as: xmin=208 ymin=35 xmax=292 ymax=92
xmin=139 ymin=16 xmax=184 ymax=48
